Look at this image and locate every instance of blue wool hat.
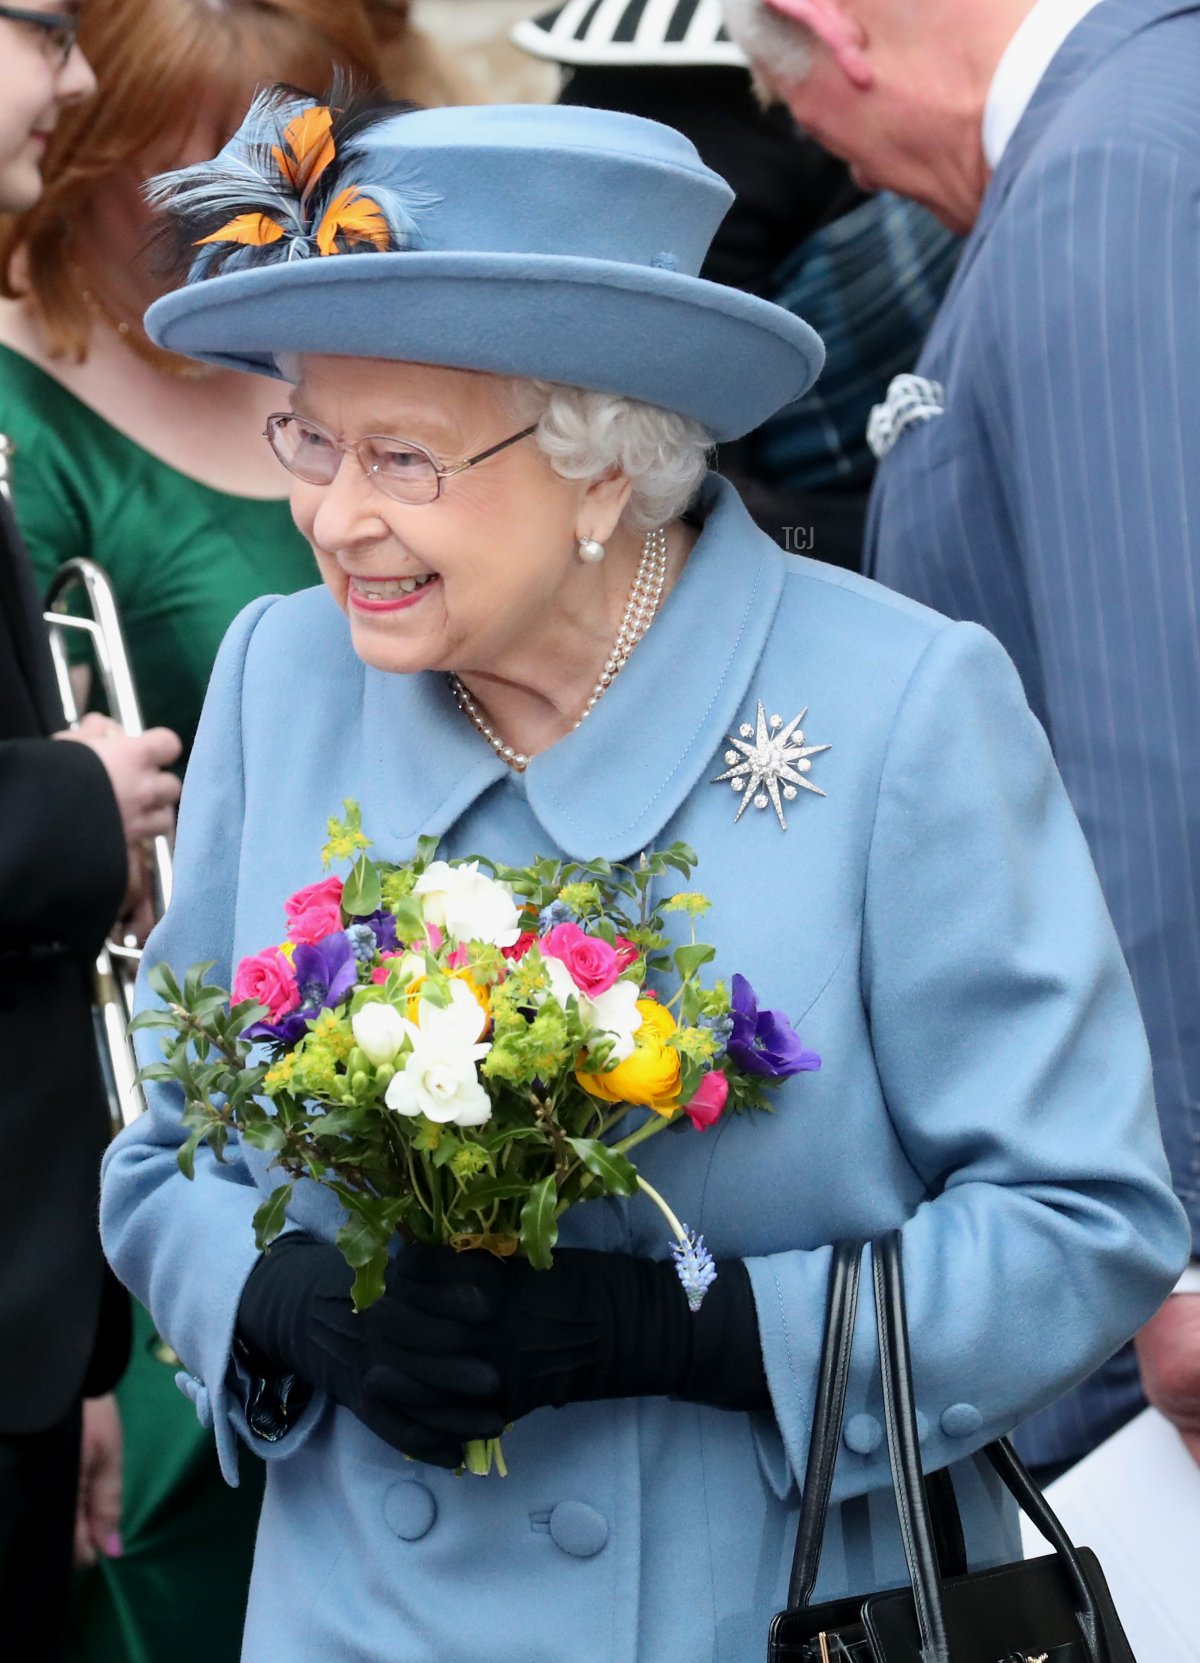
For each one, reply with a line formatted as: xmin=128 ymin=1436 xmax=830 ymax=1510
xmin=144 ymin=95 xmax=824 ymax=441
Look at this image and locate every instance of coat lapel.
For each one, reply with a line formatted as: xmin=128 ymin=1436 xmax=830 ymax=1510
xmin=360 ymin=478 xmax=786 ymax=862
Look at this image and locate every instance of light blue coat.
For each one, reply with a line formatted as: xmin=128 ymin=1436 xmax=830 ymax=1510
xmin=101 ymin=479 xmax=1187 ymax=1663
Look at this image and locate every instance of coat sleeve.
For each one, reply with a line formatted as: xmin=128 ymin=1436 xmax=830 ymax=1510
xmin=99 ymin=594 xmax=326 ymax=1484
xmin=746 ymin=620 xmax=1189 ymax=1497
xmin=990 ymin=137 xmax=1200 ymax=1249
xmin=0 ymin=736 xmax=126 ymax=954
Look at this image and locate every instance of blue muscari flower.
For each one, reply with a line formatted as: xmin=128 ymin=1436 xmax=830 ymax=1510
xmin=538 ymin=899 xmax=576 ymax=931
xmin=346 ymin=924 xmax=377 ymax=965
xmin=698 ymin=1011 xmax=734 ymax=1047
xmin=672 ymin=1229 xmax=718 ymax=1313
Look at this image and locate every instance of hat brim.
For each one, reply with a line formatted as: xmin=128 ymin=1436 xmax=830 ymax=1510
xmin=144 ymin=251 xmax=823 ymax=442
xmin=510 ymin=14 xmax=749 ymax=68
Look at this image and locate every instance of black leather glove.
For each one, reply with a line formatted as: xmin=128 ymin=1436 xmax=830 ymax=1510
xmin=238 ymin=1236 xmax=769 ymax=1468
xmin=236 ymin=1233 xmax=507 ymax=1468
xmin=364 ymin=1242 xmax=770 ymax=1429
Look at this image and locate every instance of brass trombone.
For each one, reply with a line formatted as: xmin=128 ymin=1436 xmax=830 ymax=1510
xmin=1 ymin=435 xmax=168 ymax=1128
xmin=43 ymin=558 xmax=173 ymax=1129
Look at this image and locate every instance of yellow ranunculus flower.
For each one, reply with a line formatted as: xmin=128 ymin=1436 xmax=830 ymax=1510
xmin=406 ymin=968 xmax=491 ymax=1039
xmin=577 ymin=997 xmax=682 ymax=1116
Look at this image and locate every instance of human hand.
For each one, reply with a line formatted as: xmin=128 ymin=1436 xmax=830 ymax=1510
xmin=74 ymin=1394 xmax=124 ymax=1568
xmin=118 ymin=846 xmax=157 ymax=945
xmin=236 ymin=1236 xmax=505 ymax=1470
xmin=1135 ymin=1293 xmax=1200 ymax=1464
xmin=368 ymin=1243 xmax=689 ymax=1430
xmin=55 ymin=716 xmax=182 ymax=846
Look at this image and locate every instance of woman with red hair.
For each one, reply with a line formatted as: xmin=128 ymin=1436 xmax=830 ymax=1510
xmin=0 ymin=8 xmax=469 ymax=1660
xmin=0 ymin=0 xmax=469 ymax=759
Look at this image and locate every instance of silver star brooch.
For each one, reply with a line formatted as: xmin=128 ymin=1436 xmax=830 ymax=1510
xmin=712 ymin=701 xmax=831 ymax=830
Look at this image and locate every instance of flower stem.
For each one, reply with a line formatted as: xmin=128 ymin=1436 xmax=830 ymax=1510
xmin=609 ymin=1111 xmax=672 ymax=1160
xmin=635 ymin=1175 xmax=687 ymax=1247
xmin=462 ymin=1435 xmax=507 ymax=1477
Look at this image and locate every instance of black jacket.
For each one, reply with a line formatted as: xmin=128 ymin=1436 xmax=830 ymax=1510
xmin=0 ymin=491 xmax=130 ymax=1432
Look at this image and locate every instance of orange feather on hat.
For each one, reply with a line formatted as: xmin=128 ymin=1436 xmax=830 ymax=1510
xmin=272 ymin=106 xmax=336 ymax=201
xmin=314 ymin=187 xmax=392 ymax=256
xmin=196 ymin=212 xmax=287 ymax=248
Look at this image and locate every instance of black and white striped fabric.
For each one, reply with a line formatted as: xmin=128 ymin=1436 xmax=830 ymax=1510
xmin=511 ymin=0 xmax=749 ymax=67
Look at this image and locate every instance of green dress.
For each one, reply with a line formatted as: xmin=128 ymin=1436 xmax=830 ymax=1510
xmin=0 ymin=343 xmax=314 ymax=1663
xmin=0 ymin=342 xmax=315 ymax=756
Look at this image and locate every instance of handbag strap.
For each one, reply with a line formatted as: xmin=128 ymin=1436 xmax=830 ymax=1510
xmin=874 ymin=1232 xmax=952 ymax=1663
xmin=875 ymin=1232 xmax=1111 ymax=1663
xmin=787 ymin=1240 xmax=863 ymax=1607
xmin=788 ymin=1243 xmax=969 ymax=1611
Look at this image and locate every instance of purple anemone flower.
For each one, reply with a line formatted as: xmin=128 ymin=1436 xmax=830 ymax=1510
xmin=727 ymin=973 xmax=821 ymax=1080
xmin=243 ymin=931 xmax=358 ymax=1045
xmin=363 ymin=909 xmax=399 ymax=953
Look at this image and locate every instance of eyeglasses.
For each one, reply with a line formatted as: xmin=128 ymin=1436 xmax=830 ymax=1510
xmin=0 ymin=5 xmax=81 ymax=65
xmin=263 ymin=413 xmax=539 ymax=505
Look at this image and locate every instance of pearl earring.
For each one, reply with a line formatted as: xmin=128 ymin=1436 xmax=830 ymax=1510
xmin=577 ymin=535 xmax=606 ymax=564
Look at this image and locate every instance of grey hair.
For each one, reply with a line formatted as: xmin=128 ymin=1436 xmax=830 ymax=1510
xmin=511 ymin=380 xmax=713 ymax=534
xmin=721 ymin=0 xmax=815 ymax=85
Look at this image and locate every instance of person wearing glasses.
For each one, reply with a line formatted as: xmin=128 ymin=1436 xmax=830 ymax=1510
xmin=0 ymin=10 xmax=185 ymax=1662
xmin=99 ymin=92 xmax=1188 ymax=1662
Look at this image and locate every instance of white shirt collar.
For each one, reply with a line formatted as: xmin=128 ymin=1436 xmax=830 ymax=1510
xmin=983 ymin=0 xmax=1104 ymax=169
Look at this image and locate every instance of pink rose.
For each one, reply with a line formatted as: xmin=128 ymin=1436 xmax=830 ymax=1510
xmin=232 ymin=947 xmax=300 ymax=1022
xmin=370 ymin=951 xmax=405 ymax=986
xmin=540 ymin=922 xmax=621 ymax=999
xmin=684 ymin=1070 xmax=729 ymax=1132
xmin=283 ymin=876 xmax=345 ymax=945
xmin=613 ymin=936 xmax=640 ymax=973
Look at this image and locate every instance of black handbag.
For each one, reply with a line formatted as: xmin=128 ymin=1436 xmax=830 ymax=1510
xmin=768 ymin=1232 xmax=1137 ymax=1663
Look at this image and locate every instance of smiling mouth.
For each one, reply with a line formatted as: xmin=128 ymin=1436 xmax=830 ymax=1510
xmin=347 ymin=572 xmax=441 ymax=614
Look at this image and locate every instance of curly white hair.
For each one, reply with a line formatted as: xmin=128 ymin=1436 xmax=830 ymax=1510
xmin=511 ymin=380 xmax=713 ymax=534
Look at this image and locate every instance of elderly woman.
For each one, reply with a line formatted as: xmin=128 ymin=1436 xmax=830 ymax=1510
xmin=100 ymin=94 xmax=1187 ymax=1663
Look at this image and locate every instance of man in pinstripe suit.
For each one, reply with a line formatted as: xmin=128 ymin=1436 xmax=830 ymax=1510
xmin=724 ymin=0 xmax=1200 ymax=1477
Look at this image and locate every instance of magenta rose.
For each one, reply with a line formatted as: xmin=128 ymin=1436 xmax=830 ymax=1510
xmin=684 ymin=1070 xmax=729 ymax=1132
xmin=613 ymin=935 xmax=640 ymax=973
xmin=540 ymin=921 xmax=621 ymax=998
xmin=232 ymin=947 xmax=300 ymax=1023
xmin=283 ymin=876 xmax=345 ymax=946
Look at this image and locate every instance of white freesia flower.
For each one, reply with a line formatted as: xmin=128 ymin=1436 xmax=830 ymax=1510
xmin=351 ymin=1002 xmax=408 ymax=1067
xmin=542 ymin=956 xmax=642 ymax=1064
xmin=413 ymin=860 xmax=521 ymax=947
xmin=385 ymin=980 xmax=493 ymax=1127
xmin=586 ymin=978 xmax=643 ymax=1064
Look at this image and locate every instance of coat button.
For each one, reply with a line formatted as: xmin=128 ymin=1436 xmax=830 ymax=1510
xmin=548 ymin=1500 xmax=609 ymax=1558
xmin=383 ymin=1481 xmax=437 ymax=1542
xmin=174 ymin=1371 xmax=213 ymax=1429
xmin=843 ymin=1414 xmax=882 ymax=1455
xmin=941 ymin=1403 xmax=983 ymax=1439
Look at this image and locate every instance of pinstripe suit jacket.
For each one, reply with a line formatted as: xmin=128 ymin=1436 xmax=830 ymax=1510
xmin=866 ymin=0 xmax=1200 ymax=1467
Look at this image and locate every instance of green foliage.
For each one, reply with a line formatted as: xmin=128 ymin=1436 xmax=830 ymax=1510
xmin=322 ymin=800 xmax=372 ymax=868
xmin=518 ymin=1176 xmax=559 ymax=1270
xmin=342 ymin=854 xmax=382 ymax=916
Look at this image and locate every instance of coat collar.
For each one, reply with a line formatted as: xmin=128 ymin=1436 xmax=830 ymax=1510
xmin=363 ymin=476 xmax=786 ymax=861
xmin=942 ymin=0 xmax=1197 ymax=306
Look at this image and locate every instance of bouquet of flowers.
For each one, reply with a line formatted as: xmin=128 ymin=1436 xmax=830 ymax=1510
xmin=135 ymin=803 xmax=820 ymax=1473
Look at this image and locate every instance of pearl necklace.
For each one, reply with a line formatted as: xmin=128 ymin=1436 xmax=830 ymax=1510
xmin=449 ymin=526 xmax=669 ymax=773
